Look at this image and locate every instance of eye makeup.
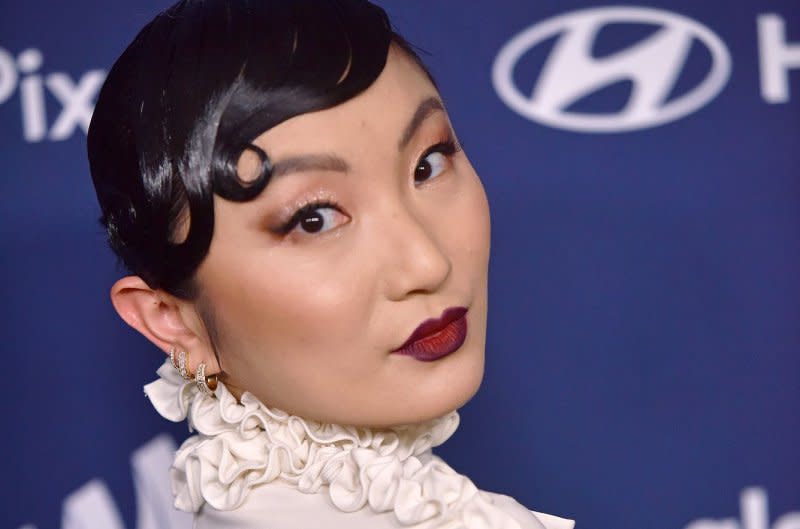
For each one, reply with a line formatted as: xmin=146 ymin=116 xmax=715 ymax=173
xmin=268 ymin=126 xmax=464 ymax=239
xmin=274 ymin=199 xmax=345 ymax=235
xmin=414 ymin=136 xmax=461 ymax=184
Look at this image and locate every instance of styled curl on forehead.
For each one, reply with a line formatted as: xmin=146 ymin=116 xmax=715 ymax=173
xmin=87 ymin=0 xmax=435 ymax=299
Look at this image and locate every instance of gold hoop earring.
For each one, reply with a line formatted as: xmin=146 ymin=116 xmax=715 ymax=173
xmin=169 ymin=345 xmax=179 ymax=370
xmin=195 ymin=362 xmax=218 ymax=395
xmin=176 ymin=349 xmax=191 ymax=381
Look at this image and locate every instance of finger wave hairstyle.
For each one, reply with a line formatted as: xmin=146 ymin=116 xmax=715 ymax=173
xmin=88 ymin=0 xmax=434 ymax=299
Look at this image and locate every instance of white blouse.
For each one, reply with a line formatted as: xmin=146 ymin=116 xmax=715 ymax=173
xmin=145 ymin=360 xmax=575 ymax=529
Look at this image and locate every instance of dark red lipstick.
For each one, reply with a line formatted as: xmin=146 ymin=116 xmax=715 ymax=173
xmin=392 ymin=306 xmax=468 ymax=361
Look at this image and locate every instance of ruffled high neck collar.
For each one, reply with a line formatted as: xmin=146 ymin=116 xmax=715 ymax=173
xmin=144 ymin=359 xmax=540 ymax=528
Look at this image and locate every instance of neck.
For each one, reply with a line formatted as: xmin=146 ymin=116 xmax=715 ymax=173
xmin=144 ymin=358 xmax=536 ymax=529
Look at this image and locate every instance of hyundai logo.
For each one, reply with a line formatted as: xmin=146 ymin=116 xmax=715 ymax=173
xmin=492 ymin=6 xmax=733 ymax=133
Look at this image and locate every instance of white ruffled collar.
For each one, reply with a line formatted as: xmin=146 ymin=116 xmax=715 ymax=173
xmin=144 ymin=359 xmax=544 ymax=528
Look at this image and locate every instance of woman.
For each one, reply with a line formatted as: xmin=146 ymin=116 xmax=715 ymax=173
xmin=87 ymin=0 xmax=575 ymax=527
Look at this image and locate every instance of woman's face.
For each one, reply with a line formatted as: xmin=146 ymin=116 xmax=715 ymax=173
xmin=194 ymin=45 xmax=491 ymax=427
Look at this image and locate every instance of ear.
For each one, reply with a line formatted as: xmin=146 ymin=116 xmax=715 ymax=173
xmin=110 ymin=276 xmax=221 ymax=376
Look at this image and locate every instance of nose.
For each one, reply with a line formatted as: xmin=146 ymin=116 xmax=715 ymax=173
xmin=378 ymin=202 xmax=452 ymax=301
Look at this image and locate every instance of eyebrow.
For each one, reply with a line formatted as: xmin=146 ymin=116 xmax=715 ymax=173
xmin=398 ymin=96 xmax=445 ymax=150
xmin=267 ymin=96 xmax=445 ymax=179
xmin=270 ymin=153 xmax=349 ymax=179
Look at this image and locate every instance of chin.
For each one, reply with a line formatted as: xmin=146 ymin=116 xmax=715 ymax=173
xmin=382 ymin=345 xmax=485 ymax=428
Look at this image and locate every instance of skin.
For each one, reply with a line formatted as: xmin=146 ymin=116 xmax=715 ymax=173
xmin=111 ymin=45 xmax=491 ymax=427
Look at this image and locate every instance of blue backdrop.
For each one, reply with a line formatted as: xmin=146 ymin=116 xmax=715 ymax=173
xmin=1 ymin=1 xmax=797 ymax=528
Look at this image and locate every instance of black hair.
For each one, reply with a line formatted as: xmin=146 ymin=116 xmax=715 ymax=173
xmin=87 ymin=0 xmax=435 ymax=299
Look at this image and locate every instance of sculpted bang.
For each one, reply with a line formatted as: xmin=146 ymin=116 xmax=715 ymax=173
xmin=87 ymin=0 xmax=431 ymax=298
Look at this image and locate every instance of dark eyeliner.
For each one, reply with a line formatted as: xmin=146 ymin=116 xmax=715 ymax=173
xmin=419 ymin=135 xmax=462 ymax=161
xmin=413 ymin=134 xmax=463 ymax=186
xmin=275 ymin=200 xmax=342 ymax=235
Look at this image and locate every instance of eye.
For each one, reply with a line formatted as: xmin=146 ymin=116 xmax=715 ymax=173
xmin=414 ymin=139 xmax=459 ymax=184
xmin=277 ymin=200 xmax=348 ymax=236
xmin=296 ymin=207 xmax=343 ymax=234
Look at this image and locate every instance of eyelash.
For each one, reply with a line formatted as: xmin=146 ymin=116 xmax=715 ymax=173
xmin=276 ymin=134 xmax=462 ymax=235
xmin=276 ymin=199 xmax=343 ymax=235
xmin=419 ymin=136 xmax=462 ymax=165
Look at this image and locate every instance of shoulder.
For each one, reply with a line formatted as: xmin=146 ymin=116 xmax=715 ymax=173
xmin=482 ymin=491 xmax=576 ymax=529
xmin=530 ymin=509 xmax=576 ymax=529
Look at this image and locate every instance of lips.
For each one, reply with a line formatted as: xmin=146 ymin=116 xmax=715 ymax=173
xmin=392 ymin=306 xmax=468 ymax=362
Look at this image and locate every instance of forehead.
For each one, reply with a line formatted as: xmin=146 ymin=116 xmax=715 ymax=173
xmin=251 ymin=45 xmax=440 ymax=154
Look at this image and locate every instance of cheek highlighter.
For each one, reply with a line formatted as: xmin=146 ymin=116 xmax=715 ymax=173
xmin=392 ymin=307 xmax=468 ymax=362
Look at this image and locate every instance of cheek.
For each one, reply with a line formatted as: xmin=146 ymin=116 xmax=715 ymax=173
xmin=206 ymin=247 xmax=377 ymax=361
xmin=445 ymin=169 xmax=491 ymax=270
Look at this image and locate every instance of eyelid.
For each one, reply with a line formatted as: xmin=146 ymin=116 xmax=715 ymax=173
xmin=271 ymin=199 xmax=345 ymax=236
xmin=420 ymin=137 xmax=461 ymax=159
xmin=416 ymin=121 xmax=462 ymax=158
